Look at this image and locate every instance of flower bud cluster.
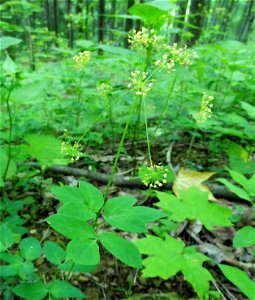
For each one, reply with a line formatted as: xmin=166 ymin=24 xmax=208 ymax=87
xmin=128 ymin=28 xmax=158 ymax=50
xmin=139 ymin=164 xmax=172 ymax=189
xmin=61 ymin=130 xmax=82 ymax=162
xmin=127 ymin=71 xmax=153 ymax=97
xmin=97 ymin=83 xmax=113 ymax=97
xmin=73 ymin=51 xmax=91 ymax=70
xmin=198 ymin=92 xmax=214 ymax=123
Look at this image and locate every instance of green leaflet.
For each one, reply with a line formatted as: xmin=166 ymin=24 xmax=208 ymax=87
xmin=52 ymin=181 xmax=104 ymax=213
xmin=43 ymin=241 xmax=66 ymax=266
xmin=12 ymin=282 xmax=48 ymax=300
xmin=48 ymin=280 xmax=85 ymax=299
xmin=99 ymin=232 xmax=142 ymax=268
xmin=233 ymin=226 xmax=255 ymax=248
xmin=155 ymin=187 xmax=232 ymax=230
xmin=66 ymin=237 xmax=100 ymax=266
xmin=19 ymin=237 xmax=42 ymax=261
xmin=218 ymin=264 xmax=255 ymax=300
xmin=103 ymin=196 xmax=166 ymax=233
xmin=136 ymin=234 xmax=213 ymax=299
xmin=46 ymin=214 xmax=96 ymax=240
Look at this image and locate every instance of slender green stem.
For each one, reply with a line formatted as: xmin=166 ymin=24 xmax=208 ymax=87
xmin=3 ymin=80 xmax=15 ymax=182
xmin=66 ymin=261 xmax=75 ymax=280
xmin=75 ymin=75 xmax=83 ymax=126
xmin=104 ymin=96 xmax=138 ymax=200
xmin=152 ymin=74 xmax=178 ymax=139
xmin=143 ymin=98 xmax=152 ymax=166
xmin=186 ymin=127 xmax=198 ymax=160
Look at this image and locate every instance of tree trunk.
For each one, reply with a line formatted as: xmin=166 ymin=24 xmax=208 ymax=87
xmin=173 ymin=0 xmax=189 ymax=43
xmin=237 ymin=0 xmax=254 ymax=43
xmin=109 ymin=0 xmax=116 ymax=40
xmin=124 ymin=0 xmax=135 ymax=47
xmin=53 ymin=0 xmax=58 ymax=41
xmin=66 ymin=0 xmax=73 ymax=48
xmin=187 ymin=0 xmax=207 ymax=46
xmin=45 ymin=0 xmax=51 ymax=31
xmin=98 ymin=0 xmax=105 ymax=44
xmin=84 ymin=0 xmax=89 ymax=39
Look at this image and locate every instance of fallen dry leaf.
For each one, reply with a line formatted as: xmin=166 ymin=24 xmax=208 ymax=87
xmin=173 ymin=168 xmax=216 ymax=201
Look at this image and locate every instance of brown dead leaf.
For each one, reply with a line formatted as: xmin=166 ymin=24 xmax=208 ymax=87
xmin=172 ymin=168 xmax=216 ymax=201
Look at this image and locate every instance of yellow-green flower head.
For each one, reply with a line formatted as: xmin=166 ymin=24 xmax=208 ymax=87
xmin=61 ymin=129 xmax=82 ymax=162
xmin=97 ymin=83 xmax=113 ymax=97
xmin=160 ymin=43 xmax=198 ymax=67
xmin=73 ymin=51 xmax=91 ymax=70
xmin=127 ymin=70 xmax=154 ymax=97
xmin=138 ymin=164 xmax=173 ymax=189
xmin=128 ymin=27 xmax=158 ymax=50
xmin=198 ymin=92 xmax=214 ymax=123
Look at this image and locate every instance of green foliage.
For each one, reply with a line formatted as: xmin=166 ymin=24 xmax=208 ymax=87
xmin=136 ymin=234 xmax=213 ymax=299
xmin=233 ymin=226 xmax=255 ymax=248
xmin=103 ymin=196 xmax=166 ymax=233
xmin=155 ymin=187 xmax=232 ymax=230
xmin=0 ymin=36 xmax=22 ymax=50
xmin=43 ymin=241 xmax=65 ymax=266
xmin=218 ymin=168 xmax=254 ymax=202
xmin=18 ymin=134 xmax=68 ymax=166
xmin=0 ymin=147 xmax=17 ymax=180
xmin=218 ymin=264 xmax=255 ymax=300
xmin=19 ymin=237 xmax=42 ymax=261
xmin=13 ymin=282 xmax=48 ymax=300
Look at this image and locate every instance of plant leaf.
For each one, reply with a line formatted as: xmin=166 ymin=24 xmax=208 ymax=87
xmin=218 ymin=264 xmax=255 ymax=300
xmin=104 ymin=196 xmax=165 ymax=233
xmin=136 ymin=234 xmax=213 ymax=299
xmin=99 ymin=232 xmax=142 ymax=268
xmin=48 ymin=280 xmax=85 ymax=299
xmin=52 ymin=181 xmax=104 ymax=213
xmin=58 ymin=202 xmax=96 ymax=221
xmin=233 ymin=226 xmax=255 ymax=248
xmin=43 ymin=241 xmax=66 ymax=265
xmin=173 ymin=168 xmax=216 ymax=201
xmin=12 ymin=282 xmax=48 ymax=300
xmin=46 ymin=214 xmax=96 ymax=240
xmin=66 ymin=237 xmax=100 ymax=266
xmin=217 ymin=178 xmax=251 ymax=202
xmin=155 ymin=187 xmax=232 ymax=230
xmin=19 ymin=237 xmax=42 ymax=261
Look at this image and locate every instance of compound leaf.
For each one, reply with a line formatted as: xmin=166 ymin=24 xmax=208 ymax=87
xmin=136 ymin=234 xmax=213 ymax=299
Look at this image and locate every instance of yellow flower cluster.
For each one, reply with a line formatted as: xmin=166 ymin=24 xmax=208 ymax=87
xmin=167 ymin=43 xmax=198 ymax=66
xmin=73 ymin=51 xmax=91 ymax=70
xmin=128 ymin=28 xmax=158 ymax=50
xmin=61 ymin=130 xmax=81 ymax=162
xmin=155 ymin=54 xmax=175 ymax=72
xmin=127 ymin=71 xmax=153 ymax=97
xmin=139 ymin=164 xmax=171 ymax=189
xmin=97 ymin=83 xmax=113 ymax=97
xmin=198 ymin=92 xmax=214 ymax=123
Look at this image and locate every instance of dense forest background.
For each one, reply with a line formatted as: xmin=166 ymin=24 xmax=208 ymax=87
xmin=0 ymin=1 xmax=255 ymax=300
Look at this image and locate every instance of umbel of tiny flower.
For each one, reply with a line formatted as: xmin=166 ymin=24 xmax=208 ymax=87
xmin=97 ymin=83 xmax=113 ymax=97
xmin=155 ymin=43 xmax=198 ymax=71
xmin=128 ymin=27 xmax=158 ymax=50
xmin=138 ymin=164 xmax=173 ymax=189
xmin=198 ymin=92 xmax=214 ymax=123
xmin=73 ymin=51 xmax=91 ymax=70
xmin=61 ymin=129 xmax=82 ymax=162
xmin=127 ymin=70 xmax=153 ymax=97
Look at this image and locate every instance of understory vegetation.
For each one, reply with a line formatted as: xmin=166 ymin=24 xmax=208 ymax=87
xmin=0 ymin=0 xmax=254 ymax=299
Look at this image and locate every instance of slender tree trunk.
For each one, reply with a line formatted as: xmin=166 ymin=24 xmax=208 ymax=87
xmin=66 ymin=0 xmax=73 ymax=48
xmin=45 ymin=0 xmax=51 ymax=31
xmin=187 ymin=0 xmax=207 ymax=46
xmin=85 ymin=0 xmax=89 ymax=39
xmin=174 ymin=0 xmax=189 ymax=43
xmin=237 ymin=0 xmax=254 ymax=42
xmin=53 ymin=0 xmax=58 ymax=43
xmin=109 ymin=0 xmax=116 ymax=40
xmin=76 ymin=0 xmax=83 ymax=39
xmin=124 ymin=0 xmax=135 ymax=47
xmin=98 ymin=0 xmax=105 ymax=44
